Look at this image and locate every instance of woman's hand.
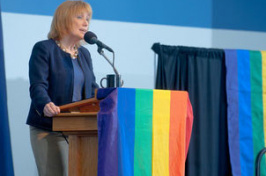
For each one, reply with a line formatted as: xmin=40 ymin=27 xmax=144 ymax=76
xmin=43 ymin=102 xmax=60 ymax=117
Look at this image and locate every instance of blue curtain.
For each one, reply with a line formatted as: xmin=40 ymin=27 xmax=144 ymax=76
xmin=0 ymin=4 xmax=15 ymax=176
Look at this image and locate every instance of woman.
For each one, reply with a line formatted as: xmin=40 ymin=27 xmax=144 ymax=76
xmin=26 ymin=1 xmax=98 ymax=175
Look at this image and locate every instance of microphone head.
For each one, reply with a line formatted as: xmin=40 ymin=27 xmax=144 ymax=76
xmin=84 ymin=31 xmax=98 ymax=44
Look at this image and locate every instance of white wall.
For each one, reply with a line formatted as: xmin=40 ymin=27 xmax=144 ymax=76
xmin=3 ymin=12 xmax=266 ymax=175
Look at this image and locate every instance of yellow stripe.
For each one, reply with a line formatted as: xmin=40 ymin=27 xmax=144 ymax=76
xmin=262 ymin=51 xmax=266 ymax=174
xmin=262 ymin=51 xmax=266 ymax=150
xmin=152 ymin=90 xmax=171 ymax=176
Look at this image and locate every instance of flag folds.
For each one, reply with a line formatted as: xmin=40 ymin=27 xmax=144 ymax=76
xmin=225 ymin=50 xmax=266 ymax=176
xmin=97 ymin=88 xmax=193 ymax=176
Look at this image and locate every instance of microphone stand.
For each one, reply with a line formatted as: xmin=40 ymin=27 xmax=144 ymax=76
xmin=97 ymin=47 xmax=123 ymax=87
xmin=97 ymin=47 xmax=118 ymax=75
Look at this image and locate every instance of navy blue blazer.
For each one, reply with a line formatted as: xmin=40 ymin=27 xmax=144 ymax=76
xmin=26 ymin=39 xmax=98 ymax=131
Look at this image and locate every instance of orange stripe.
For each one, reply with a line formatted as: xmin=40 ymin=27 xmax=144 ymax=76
xmin=169 ymin=91 xmax=188 ymax=176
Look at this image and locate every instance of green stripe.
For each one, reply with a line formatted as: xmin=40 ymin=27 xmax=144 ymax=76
xmin=134 ymin=89 xmax=153 ymax=176
xmin=250 ymin=51 xmax=266 ymax=176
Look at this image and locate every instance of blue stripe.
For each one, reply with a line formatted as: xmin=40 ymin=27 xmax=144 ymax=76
xmin=237 ymin=50 xmax=254 ymax=176
xmin=117 ymin=88 xmax=135 ymax=176
xmin=0 ymin=4 xmax=14 ymax=176
xmin=212 ymin=1 xmax=266 ymax=32
xmin=89 ymin=0 xmax=212 ymax=28
xmin=2 ymin=0 xmax=63 ymax=16
xmin=2 ymin=0 xmax=266 ymax=32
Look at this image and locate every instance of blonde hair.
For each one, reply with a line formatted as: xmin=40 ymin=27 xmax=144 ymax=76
xmin=48 ymin=0 xmax=92 ymax=40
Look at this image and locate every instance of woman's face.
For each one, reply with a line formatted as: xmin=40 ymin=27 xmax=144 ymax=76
xmin=69 ymin=11 xmax=90 ymax=41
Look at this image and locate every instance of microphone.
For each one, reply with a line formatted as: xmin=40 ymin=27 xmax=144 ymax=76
xmin=84 ymin=31 xmax=114 ymax=53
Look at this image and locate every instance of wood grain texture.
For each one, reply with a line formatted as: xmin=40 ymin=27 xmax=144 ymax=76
xmin=52 ymin=97 xmax=100 ymax=176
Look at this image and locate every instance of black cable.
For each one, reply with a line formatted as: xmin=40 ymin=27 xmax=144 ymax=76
xmin=61 ymin=132 xmax=69 ymax=144
xmin=256 ymin=148 xmax=266 ymax=176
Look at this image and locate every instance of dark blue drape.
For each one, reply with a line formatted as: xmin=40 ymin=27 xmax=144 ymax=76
xmin=0 ymin=4 xmax=15 ymax=176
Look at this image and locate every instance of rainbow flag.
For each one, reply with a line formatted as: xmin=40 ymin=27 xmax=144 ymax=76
xmin=97 ymin=88 xmax=193 ymax=176
xmin=225 ymin=50 xmax=266 ymax=176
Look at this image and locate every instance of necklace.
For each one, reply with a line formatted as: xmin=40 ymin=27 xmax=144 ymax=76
xmin=56 ymin=40 xmax=78 ymax=59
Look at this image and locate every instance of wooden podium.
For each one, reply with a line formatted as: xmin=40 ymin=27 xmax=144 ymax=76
xmin=52 ymin=97 xmax=100 ymax=176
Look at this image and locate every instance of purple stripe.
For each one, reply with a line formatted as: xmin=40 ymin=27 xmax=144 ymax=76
xmin=97 ymin=89 xmax=118 ymax=176
xmin=225 ymin=49 xmax=241 ymax=176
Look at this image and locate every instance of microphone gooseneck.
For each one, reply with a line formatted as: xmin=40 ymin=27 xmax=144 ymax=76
xmin=84 ymin=31 xmax=120 ymax=76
